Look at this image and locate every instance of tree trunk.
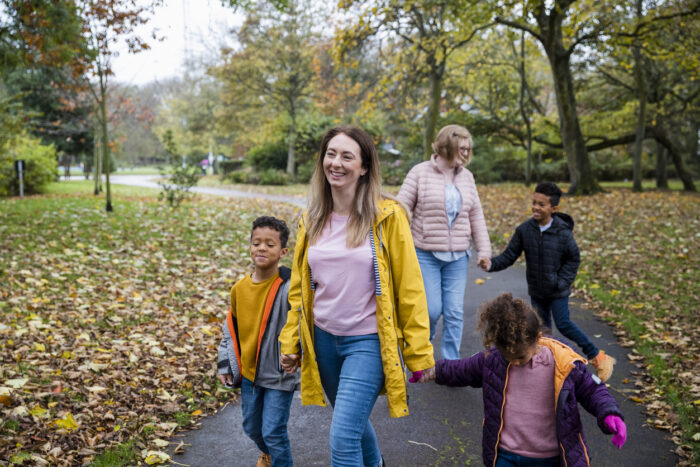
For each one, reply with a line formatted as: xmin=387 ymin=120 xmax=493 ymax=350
xmin=547 ymin=48 xmax=600 ymax=195
xmin=286 ymin=112 xmax=296 ymax=175
xmin=653 ymin=121 xmax=696 ymax=191
xmin=519 ymin=31 xmax=533 ymax=185
xmin=631 ymin=0 xmax=646 ymax=192
xmin=93 ymin=135 xmax=101 ymax=195
xmin=655 ymin=142 xmax=668 ymax=189
xmin=423 ymin=66 xmax=443 ymax=159
xmin=99 ymin=68 xmax=113 ymax=212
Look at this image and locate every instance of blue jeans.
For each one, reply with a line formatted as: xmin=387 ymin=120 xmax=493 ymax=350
xmin=530 ymin=296 xmax=598 ymax=359
xmin=415 ymin=248 xmax=469 ymax=360
xmin=240 ymin=378 xmax=294 ymax=467
xmin=496 ymin=448 xmax=560 ymax=467
xmin=314 ymin=326 xmax=385 ymax=467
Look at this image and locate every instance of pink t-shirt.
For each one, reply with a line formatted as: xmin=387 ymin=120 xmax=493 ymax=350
xmin=499 ymin=346 xmax=559 ymax=458
xmin=308 ymin=213 xmax=377 ymax=336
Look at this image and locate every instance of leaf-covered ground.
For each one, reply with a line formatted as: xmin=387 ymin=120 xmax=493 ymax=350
xmin=1 ymin=184 xmax=698 ymax=465
xmin=479 ymin=185 xmax=700 ymax=465
xmin=0 ymin=191 xmax=300 ymax=465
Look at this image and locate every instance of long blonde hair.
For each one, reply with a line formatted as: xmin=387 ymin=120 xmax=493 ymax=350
xmin=306 ymin=126 xmax=382 ymax=248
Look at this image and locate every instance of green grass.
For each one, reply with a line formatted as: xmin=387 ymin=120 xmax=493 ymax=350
xmin=89 ymin=441 xmax=138 ymax=467
xmin=46 ymin=179 xmax=159 ymax=197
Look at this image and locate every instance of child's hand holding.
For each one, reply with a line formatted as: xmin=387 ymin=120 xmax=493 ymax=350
xmin=408 ymin=366 xmax=436 ymax=383
xmin=604 ymin=415 xmax=627 ymax=449
xmin=478 ymin=257 xmax=491 ymax=271
xmin=218 ymin=373 xmax=233 ymax=387
xmin=281 ymin=354 xmax=300 ymax=374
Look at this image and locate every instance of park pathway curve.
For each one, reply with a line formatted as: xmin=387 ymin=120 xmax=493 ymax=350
xmin=80 ymin=176 xmax=678 ymax=466
xmin=106 ymin=174 xmax=308 ymax=208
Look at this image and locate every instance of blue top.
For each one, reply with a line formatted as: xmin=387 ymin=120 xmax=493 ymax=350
xmin=432 ymin=183 xmax=468 ymax=262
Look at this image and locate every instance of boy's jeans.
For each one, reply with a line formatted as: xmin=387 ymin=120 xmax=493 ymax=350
xmin=314 ymin=326 xmax=385 ymax=467
xmin=415 ymin=248 xmax=469 ymax=360
xmin=530 ymin=296 xmax=599 ymax=359
xmin=240 ymin=377 xmax=294 ymax=467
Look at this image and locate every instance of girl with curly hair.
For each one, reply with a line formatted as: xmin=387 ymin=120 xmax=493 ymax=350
xmin=413 ymin=293 xmax=626 ymax=467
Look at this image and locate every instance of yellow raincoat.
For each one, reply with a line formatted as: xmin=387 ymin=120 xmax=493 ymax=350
xmin=279 ymin=198 xmax=435 ymax=418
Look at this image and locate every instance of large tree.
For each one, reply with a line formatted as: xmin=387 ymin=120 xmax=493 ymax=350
xmin=493 ymin=0 xmax=623 ymax=194
xmin=79 ymin=0 xmax=161 ymax=210
xmin=335 ymin=0 xmax=493 ymax=158
xmin=217 ymin=0 xmax=316 ymax=175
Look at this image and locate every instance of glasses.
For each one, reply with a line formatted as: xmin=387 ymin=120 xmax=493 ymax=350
xmin=458 ymin=146 xmax=471 ymax=154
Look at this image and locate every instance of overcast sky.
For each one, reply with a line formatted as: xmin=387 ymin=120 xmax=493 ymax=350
xmin=111 ymin=0 xmax=243 ymax=85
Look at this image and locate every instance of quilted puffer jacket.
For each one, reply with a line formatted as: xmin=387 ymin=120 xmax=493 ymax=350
xmin=489 ymin=213 xmax=580 ymax=299
xmin=435 ymin=337 xmax=623 ymax=467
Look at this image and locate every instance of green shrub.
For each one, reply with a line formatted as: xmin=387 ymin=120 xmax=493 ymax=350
xmin=295 ymin=160 xmax=315 ymax=183
xmin=247 ymin=141 xmax=287 ymax=171
xmin=0 ymin=135 xmax=57 ymax=196
xmin=157 ymin=165 xmax=201 ymax=208
xmin=259 ymin=169 xmax=291 ymax=185
xmin=219 ymin=159 xmax=244 ymax=176
xmin=229 ymin=170 xmax=249 ymax=184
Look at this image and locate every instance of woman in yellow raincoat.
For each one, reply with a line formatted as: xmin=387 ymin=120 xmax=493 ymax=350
xmin=279 ymin=126 xmax=435 ymax=466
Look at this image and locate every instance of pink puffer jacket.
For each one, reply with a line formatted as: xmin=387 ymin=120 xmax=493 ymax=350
xmin=397 ymin=155 xmax=491 ymax=260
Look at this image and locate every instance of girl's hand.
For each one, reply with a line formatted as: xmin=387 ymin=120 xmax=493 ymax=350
xmin=478 ymin=257 xmax=491 ymax=271
xmin=409 ymin=366 xmax=436 ymax=383
xmin=281 ymin=354 xmax=300 ymax=374
xmin=604 ymin=415 xmax=627 ymax=449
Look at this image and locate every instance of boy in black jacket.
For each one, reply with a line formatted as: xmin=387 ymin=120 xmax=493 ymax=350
xmin=480 ymin=182 xmax=615 ymax=382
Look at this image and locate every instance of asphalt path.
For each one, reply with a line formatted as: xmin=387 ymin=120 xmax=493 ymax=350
xmin=165 ymin=264 xmax=677 ymax=466
xmin=80 ymin=177 xmax=675 ymax=466
xmin=66 ymin=174 xmax=307 ymax=208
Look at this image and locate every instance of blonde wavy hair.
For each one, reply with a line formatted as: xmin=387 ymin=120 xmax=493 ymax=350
xmin=306 ymin=126 xmax=382 ymax=248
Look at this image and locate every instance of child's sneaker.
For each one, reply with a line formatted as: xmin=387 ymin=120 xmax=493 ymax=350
xmin=591 ymin=350 xmax=615 ymax=382
xmin=256 ymin=452 xmax=271 ymax=467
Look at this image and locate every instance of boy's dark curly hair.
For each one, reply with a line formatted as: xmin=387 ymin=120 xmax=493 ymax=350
xmin=535 ymin=181 xmax=563 ymax=207
xmin=251 ymin=216 xmax=290 ymax=248
xmin=478 ymin=293 xmax=542 ymax=356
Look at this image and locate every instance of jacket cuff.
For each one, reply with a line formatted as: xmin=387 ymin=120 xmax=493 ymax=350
xmin=218 ymin=359 xmax=231 ymax=375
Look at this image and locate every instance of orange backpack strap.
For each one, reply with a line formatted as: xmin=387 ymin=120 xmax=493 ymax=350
xmin=254 ymin=276 xmax=284 ymax=369
xmin=226 ymin=307 xmax=242 ymax=379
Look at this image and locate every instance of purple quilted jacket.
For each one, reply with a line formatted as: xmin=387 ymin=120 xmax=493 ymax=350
xmin=435 ymin=337 xmax=623 ymax=467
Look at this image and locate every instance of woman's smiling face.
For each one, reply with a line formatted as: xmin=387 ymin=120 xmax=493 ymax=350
xmin=323 ymin=133 xmax=366 ymax=193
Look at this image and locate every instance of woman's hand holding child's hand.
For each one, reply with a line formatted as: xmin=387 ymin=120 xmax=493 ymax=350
xmin=281 ymin=354 xmax=300 ymax=374
xmin=409 ymin=366 xmax=436 ymax=383
xmin=604 ymin=415 xmax=627 ymax=449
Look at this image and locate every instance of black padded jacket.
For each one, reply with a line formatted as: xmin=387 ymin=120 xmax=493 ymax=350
xmin=489 ymin=213 xmax=580 ymax=299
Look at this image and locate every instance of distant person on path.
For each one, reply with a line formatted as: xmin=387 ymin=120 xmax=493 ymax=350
xmin=416 ymin=293 xmax=627 ymax=467
xmin=480 ymin=182 xmax=615 ymax=381
xmin=217 ymin=216 xmax=299 ymax=467
xmin=397 ymin=124 xmax=491 ymax=360
xmin=279 ymin=126 xmax=435 ymax=466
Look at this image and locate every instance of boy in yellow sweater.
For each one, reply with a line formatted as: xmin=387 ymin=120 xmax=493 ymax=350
xmin=217 ymin=216 xmax=299 ymax=467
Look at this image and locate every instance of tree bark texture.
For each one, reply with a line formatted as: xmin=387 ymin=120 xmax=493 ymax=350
xmin=631 ymin=0 xmax=646 ymax=192
xmin=652 ymin=120 xmax=696 ymax=191
xmin=99 ymin=69 xmax=113 ymax=212
xmin=424 ymin=66 xmax=444 ymax=159
xmin=655 ymin=142 xmax=668 ymax=189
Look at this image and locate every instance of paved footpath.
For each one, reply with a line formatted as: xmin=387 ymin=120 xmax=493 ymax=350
xmin=93 ymin=177 xmax=676 ymax=466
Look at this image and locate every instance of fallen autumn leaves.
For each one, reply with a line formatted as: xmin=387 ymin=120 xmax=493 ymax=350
xmin=0 ymin=193 xmax=300 ymax=465
xmin=0 ymin=185 xmax=698 ymax=465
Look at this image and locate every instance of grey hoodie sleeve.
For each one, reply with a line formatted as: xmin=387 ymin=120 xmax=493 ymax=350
xmin=217 ymin=319 xmax=240 ymax=383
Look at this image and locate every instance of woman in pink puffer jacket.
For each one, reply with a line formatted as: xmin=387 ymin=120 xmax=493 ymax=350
xmin=397 ymin=124 xmax=491 ymax=360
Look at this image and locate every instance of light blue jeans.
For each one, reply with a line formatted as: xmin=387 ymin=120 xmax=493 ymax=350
xmin=415 ymin=248 xmax=469 ymax=360
xmin=314 ymin=325 xmax=385 ymax=467
xmin=240 ymin=378 xmax=294 ymax=467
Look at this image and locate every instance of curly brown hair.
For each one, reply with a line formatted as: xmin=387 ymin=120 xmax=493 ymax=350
xmin=478 ymin=293 xmax=542 ymax=356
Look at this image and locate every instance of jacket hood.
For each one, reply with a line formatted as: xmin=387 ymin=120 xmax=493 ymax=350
xmin=553 ymin=212 xmax=574 ymax=230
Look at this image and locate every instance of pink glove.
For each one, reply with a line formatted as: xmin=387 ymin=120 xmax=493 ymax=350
xmin=408 ymin=370 xmax=423 ymax=383
xmin=604 ymin=415 xmax=627 ymax=449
